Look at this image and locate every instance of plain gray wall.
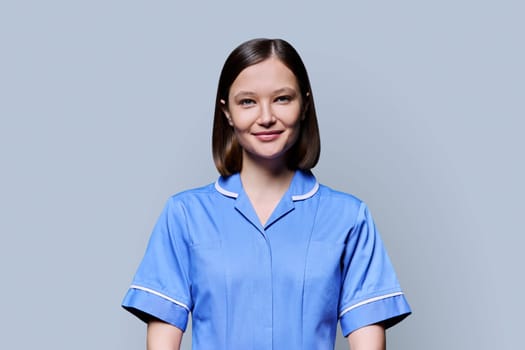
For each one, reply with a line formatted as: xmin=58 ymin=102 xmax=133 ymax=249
xmin=1 ymin=1 xmax=523 ymax=349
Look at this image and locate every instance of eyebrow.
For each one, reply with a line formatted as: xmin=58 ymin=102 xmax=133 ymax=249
xmin=232 ymin=87 xmax=298 ymax=100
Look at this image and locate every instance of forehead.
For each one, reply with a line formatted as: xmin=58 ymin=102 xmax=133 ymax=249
xmin=229 ymin=57 xmax=299 ymax=94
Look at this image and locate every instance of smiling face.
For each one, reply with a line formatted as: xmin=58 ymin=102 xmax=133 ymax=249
xmin=222 ymin=57 xmax=303 ymax=171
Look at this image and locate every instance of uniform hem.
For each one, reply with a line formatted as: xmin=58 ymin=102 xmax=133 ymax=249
xmin=129 ymin=284 xmax=190 ymax=311
xmin=122 ymin=286 xmax=190 ymax=331
xmin=339 ymin=293 xmax=411 ymax=337
xmin=339 ymin=291 xmax=404 ymax=317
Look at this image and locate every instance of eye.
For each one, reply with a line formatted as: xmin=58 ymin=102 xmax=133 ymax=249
xmin=275 ymin=95 xmax=292 ymax=103
xmin=239 ymin=98 xmax=255 ymax=106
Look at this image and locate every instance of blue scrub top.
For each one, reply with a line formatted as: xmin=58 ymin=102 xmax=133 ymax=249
xmin=122 ymin=170 xmax=411 ymax=349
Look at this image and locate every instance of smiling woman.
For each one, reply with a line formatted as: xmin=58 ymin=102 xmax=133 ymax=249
xmin=122 ymin=38 xmax=411 ymax=350
xmin=221 ymin=57 xmax=303 ymax=170
xmin=212 ymin=39 xmax=320 ymax=178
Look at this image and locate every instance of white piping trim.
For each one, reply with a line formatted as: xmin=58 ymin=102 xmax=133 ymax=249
xmin=215 ymin=180 xmax=238 ymax=198
xmin=130 ymin=285 xmax=190 ymax=312
xmin=215 ymin=178 xmax=318 ymax=201
xmin=292 ymin=181 xmax=319 ymax=201
xmin=339 ymin=292 xmax=404 ymax=318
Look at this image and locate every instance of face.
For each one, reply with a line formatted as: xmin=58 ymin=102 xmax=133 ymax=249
xmin=222 ymin=57 xmax=303 ymax=169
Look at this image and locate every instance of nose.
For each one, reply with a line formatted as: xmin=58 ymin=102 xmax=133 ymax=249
xmin=258 ymin=102 xmax=276 ymax=127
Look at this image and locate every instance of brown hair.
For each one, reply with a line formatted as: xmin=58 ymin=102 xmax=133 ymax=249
xmin=212 ymin=38 xmax=320 ymax=176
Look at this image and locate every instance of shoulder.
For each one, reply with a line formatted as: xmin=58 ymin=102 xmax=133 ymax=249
xmin=314 ymin=183 xmax=374 ymax=227
xmin=170 ymin=182 xmax=216 ymax=200
xmin=163 ymin=182 xmax=219 ymax=211
xmin=317 ymin=183 xmax=365 ymax=209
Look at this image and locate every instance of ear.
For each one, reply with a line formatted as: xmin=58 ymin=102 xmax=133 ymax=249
xmin=220 ymin=99 xmax=233 ymax=126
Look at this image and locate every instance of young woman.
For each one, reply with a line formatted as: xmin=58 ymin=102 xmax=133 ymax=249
xmin=122 ymin=38 xmax=411 ymax=350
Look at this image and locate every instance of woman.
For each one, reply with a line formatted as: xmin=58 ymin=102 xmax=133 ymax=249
xmin=122 ymin=38 xmax=411 ymax=350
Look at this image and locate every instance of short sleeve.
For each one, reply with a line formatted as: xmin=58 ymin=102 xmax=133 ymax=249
xmin=122 ymin=198 xmax=193 ymax=332
xmin=339 ymin=202 xmax=411 ymax=336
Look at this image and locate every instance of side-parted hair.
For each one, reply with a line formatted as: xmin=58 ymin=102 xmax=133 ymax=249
xmin=212 ymin=38 xmax=321 ymax=176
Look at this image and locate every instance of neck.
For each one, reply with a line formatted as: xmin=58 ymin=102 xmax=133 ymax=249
xmin=239 ymin=155 xmax=296 ymax=226
xmin=239 ymin=153 xmax=295 ymax=196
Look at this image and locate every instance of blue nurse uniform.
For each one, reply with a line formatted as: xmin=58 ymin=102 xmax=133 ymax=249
xmin=122 ymin=170 xmax=411 ymax=349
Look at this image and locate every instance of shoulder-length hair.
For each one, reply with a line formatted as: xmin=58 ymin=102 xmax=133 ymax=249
xmin=212 ymin=38 xmax=321 ymax=176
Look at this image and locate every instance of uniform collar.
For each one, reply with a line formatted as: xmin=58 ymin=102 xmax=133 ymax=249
xmin=215 ymin=170 xmax=319 ymax=201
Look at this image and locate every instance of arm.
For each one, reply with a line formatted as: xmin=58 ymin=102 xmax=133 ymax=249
xmin=147 ymin=320 xmax=183 ymax=350
xmin=347 ymin=324 xmax=385 ymax=350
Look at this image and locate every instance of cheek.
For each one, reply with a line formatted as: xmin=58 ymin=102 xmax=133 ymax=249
xmin=231 ymin=123 xmax=252 ymax=146
xmin=287 ymin=111 xmax=302 ymax=133
xmin=231 ymin=122 xmax=251 ymax=136
xmin=229 ymin=110 xmax=257 ymax=132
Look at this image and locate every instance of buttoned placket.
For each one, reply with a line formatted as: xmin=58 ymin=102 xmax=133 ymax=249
xmin=232 ymin=189 xmax=296 ymax=350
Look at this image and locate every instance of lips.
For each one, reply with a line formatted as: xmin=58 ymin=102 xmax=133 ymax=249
xmin=253 ymin=130 xmax=283 ymax=136
xmin=252 ymin=130 xmax=283 ymax=141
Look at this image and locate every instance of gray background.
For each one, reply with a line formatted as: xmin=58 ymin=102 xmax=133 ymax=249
xmin=1 ymin=1 xmax=523 ymax=349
